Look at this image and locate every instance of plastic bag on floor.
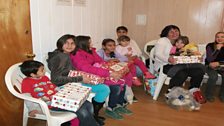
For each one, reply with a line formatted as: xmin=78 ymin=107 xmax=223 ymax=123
xmin=165 ymin=87 xmax=201 ymax=111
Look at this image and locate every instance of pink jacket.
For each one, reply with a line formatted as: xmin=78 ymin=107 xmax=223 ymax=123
xmin=70 ymin=48 xmax=133 ymax=87
xmin=70 ymin=48 xmax=110 ymax=77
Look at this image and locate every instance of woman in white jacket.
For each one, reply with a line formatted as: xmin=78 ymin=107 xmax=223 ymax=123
xmin=154 ymin=25 xmax=206 ymax=104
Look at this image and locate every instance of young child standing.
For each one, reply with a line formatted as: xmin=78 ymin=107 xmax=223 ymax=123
xmin=20 ymin=60 xmax=99 ymax=126
xmin=116 ymin=35 xmax=155 ymax=80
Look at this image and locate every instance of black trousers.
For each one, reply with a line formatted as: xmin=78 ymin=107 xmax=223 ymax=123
xmin=163 ymin=64 xmax=205 ymax=89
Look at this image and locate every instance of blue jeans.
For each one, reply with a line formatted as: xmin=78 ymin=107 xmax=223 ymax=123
xmin=82 ymin=83 xmax=110 ymax=103
xmin=108 ymin=85 xmax=126 ymax=109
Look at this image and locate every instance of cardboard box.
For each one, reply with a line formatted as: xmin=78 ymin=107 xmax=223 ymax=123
xmin=68 ymin=70 xmax=104 ymax=85
xmin=173 ymin=55 xmax=202 ymax=64
xmin=51 ymin=83 xmax=91 ymax=112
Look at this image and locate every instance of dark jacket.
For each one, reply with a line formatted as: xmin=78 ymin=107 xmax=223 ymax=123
xmin=47 ymin=50 xmax=83 ymax=86
xmin=205 ymin=42 xmax=224 ymax=65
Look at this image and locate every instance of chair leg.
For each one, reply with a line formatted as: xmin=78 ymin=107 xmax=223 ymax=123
xmin=153 ymin=74 xmax=167 ymax=100
xmin=23 ymin=104 xmax=29 ymax=126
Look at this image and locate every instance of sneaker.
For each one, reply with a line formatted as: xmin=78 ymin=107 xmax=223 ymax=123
xmin=144 ymin=72 xmax=156 ymax=79
xmin=105 ymin=109 xmax=123 ymax=120
xmin=192 ymin=90 xmax=206 ymax=104
xmin=114 ymin=106 xmax=133 ymax=115
xmin=132 ymin=77 xmax=142 ymax=86
xmin=133 ymin=96 xmax=138 ymax=103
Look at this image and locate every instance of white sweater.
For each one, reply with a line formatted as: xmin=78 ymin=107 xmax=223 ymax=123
xmin=154 ymin=37 xmax=173 ymax=71
xmin=116 ymin=44 xmax=138 ymax=57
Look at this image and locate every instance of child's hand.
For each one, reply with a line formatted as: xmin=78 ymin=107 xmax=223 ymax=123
xmin=122 ymin=65 xmax=129 ymax=73
xmin=127 ymin=47 xmax=132 ymax=51
xmin=110 ymin=71 xmax=122 ymax=80
xmin=108 ymin=59 xmax=120 ymax=63
xmin=41 ymin=96 xmax=50 ymax=102
xmin=82 ymin=74 xmax=92 ymax=84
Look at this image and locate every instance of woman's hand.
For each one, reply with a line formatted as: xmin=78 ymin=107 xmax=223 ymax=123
xmin=216 ymin=43 xmax=224 ymax=50
xmin=168 ymin=56 xmax=176 ymax=64
xmin=209 ymin=62 xmax=220 ymax=69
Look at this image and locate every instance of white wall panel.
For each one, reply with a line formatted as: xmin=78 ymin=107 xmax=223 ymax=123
xmin=30 ymin=0 xmax=123 ymax=61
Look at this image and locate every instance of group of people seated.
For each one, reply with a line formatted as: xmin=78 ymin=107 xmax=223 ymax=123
xmin=20 ymin=26 xmax=155 ymax=126
xmin=154 ymin=25 xmax=224 ymax=104
xmin=19 ymin=24 xmax=224 ymax=126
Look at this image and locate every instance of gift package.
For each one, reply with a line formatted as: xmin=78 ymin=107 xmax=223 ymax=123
xmin=144 ymin=76 xmax=158 ymax=96
xmin=102 ymin=62 xmax=129 ymax=76
xmin=51 ymin=83 xmax=91 ymax=112
xmin=93 ymin=62 xmax=129 ymax=83
xmin=173 ymin=55 xmax=202 ymax=64
xmin=68 ymin=70 xmax=105 ymax=85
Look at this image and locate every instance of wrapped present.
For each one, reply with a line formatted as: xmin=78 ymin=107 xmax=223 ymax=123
xmin=92 ymin=62 xmax=129 ymax=83
xmin=68 ymin=70 xmax=105 ymax=85
xmin=101 ymin=62 xmax=129 ymax=76
xmin=51 ymin=83 xmax=91 ymax=112
xmin=173 ymin=55 xmax=202 ymax=64
xmin=144 ymin=76 xmax=158 ymax=96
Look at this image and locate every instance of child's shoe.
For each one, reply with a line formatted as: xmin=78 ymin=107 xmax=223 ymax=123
xmin=132 ymin=77 xmax=142 ymax=86
xmin=144 ymin=72 xmax=156 ymax=79
xmin=190 ymin=88 xmax=206 ymax=104
xmin=114 ymin=106 xmax=133 ymax=115
xmin=105 ymin=108 xmax=123 ymax=120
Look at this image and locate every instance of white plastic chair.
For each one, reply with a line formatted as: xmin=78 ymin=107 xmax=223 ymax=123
xmin=149 ymin=48 xmax=170 ymax=100
xmin=5 ymin=63 xmax=77 ymax=126
xmin=142 ymin=40 xmax=158 ymax=73
xmin=151 ymin=43 xmax=215 ymax=100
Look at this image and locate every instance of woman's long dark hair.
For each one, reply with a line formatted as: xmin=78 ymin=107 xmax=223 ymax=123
xmin=75 ymin=35 xmax=92 ymax=54
xmin=56 ymin=34 xmax=77 ymax=53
